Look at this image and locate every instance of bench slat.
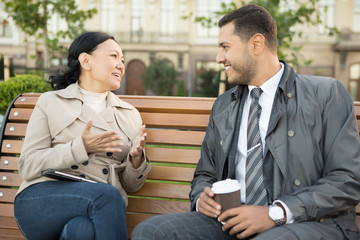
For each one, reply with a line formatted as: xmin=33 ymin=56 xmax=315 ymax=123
xmin=145 ymin=147 xmax=200 ymax=165
xmin=0 ymin=204 xmax=14 ymax=218
xmin=146 ymin=129 xmax=205 ymax=146
xmin=127 ymin=198 xmax=190 ymax=215
xmin=1 ymin=140 xmax=23 ymax=155
xmin=148 ymin=165 xmax=195 ymax=182
xmin=120 ymin=96 xmax=214 ymax=114
xmin=129 ymin=182 xmax=190 ymax=200
xmin=0 ymin=157 xmax=19 ymax=171
xmin=8 ymin=109 xmax=33 ymax=123
xmin=4 ymin=123 xmax=27 ymax=137
xmin=13 ymin=96 xmax=39 ymax=108
xmin=0 ymin=231 xmax=25 ymax=240
xmin=141 ymin=112 xmax=209 ymax=129
xmin=0 ymin=217 xmax=18 ymax=229
xmin=11 ymin=95 xmax=216 ymax=114
xmin=0 ymin=188 xmax=17 ymax=203
xmin=0 ymin=173 xmax=22 ymax=187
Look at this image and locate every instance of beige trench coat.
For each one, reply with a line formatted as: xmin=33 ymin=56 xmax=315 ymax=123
xmin=17 ymin=83 xmax=151 ymax=206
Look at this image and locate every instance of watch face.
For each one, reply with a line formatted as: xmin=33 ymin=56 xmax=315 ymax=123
xmin=270 ymin=206 xmax=283 ymax=218
xmin=269 ymin=205 xmax=284 ymax=225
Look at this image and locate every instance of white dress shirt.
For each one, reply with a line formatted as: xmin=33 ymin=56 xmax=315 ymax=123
xmin=234 ymin=63 xmax=294 ymax=223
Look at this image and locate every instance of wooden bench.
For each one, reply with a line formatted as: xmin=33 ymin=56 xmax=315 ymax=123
xmin=0 ymin=93 xmax=359 ymax=239
xmin=0 ymin=93 xmax=215 ymax=239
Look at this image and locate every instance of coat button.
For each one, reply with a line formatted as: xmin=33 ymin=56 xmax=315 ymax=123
xmin=71 ymin=165 xmax=78 ymax=170
xmin=293 ymin=179 xmax=301 ymax=186
xmin=82 ymin=161 xmax=89 ymax=166
xmin=102 ymin=168 xmax=109 ymax=175
xmin=220 ymin=140 xmax=223 ymax=146
xmin=288 ymin=130 xmax=295 ymax=137
xmin=106 ymin=152 xmax=113 ymax=157
xmin=287 ymin=93 xmax=293 ymax=99
xmin=137 ymin=174 xmax=143 ymax=180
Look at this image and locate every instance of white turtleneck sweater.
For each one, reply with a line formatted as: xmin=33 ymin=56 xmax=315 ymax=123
xmin=79 ymin=87 xmax=108 ymax=113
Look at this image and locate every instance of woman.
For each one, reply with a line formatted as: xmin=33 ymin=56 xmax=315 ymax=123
xmin=14 ymin=31 xmax=151 ymax=240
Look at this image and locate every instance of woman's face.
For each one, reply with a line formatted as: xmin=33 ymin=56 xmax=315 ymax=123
xmin=81 ymin=39 xmax=125 ymax=92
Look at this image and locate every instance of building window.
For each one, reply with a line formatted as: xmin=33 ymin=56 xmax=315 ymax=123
xmin=160 ymin=0 xmax=176 ymax=41
xmin=318 ymin=0 xmax=335 ymax=34
xmin=349 ymin=63 xmax=360 ymax=101
xmin=354 ymin=0 xmax=360 ymax=32
xmin=0 ymin=18 xmax=11 ymax=37
xmin=196 ymin=0 xmax=231 ymax=41
xmin=101 ymin=0 xmax=116 ymax=33
xmin=131 ymin=0 xmax=145 ymax=42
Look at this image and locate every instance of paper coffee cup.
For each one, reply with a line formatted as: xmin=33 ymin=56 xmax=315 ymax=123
xmin=211 ymin=179 xmax=241 ymax=212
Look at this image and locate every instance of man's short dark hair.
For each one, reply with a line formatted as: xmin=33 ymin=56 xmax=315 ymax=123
xmin=218 ymin=4 xmax=277 ymax=52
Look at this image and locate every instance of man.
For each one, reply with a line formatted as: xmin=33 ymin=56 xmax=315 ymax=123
xmin=132 ymin=4 xmax=360 ymax=239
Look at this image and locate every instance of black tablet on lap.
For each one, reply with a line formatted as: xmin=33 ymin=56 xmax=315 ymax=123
xmin=41 ymin=169 xmax=97 ymax=183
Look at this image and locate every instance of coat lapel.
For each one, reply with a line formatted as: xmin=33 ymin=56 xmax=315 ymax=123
xmin=78 ymin=103 xmax=112 ymax=131
xmin=214 ymin=86 xmax=248 ymax=179
xmin=264 ymin=61 xmax=296 ymax=198
xmin=49 ymin=84 xmax=83 ymax=137
xmin=107 ymin=92 xmax=137 ymax=141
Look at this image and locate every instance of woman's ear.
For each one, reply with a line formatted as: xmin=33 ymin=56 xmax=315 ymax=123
xmin=78 ymin=52 xmax=91 ymax=70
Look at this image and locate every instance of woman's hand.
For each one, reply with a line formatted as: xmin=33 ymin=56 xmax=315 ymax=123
xmin=130 ymin=125 xmax=147 ymax=168
xmin=82 ymin=120 xmax=123 ymax=154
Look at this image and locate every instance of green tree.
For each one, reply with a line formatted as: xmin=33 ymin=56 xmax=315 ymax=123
xmin=196 ymin=68 xmax=221 ymax=97
xmin=190 ymin=0 xmax=339 ymax=67
xmin=142 ymin=58 xmax=177 ymax=96
xmin=1 ymin=0 xmax=97 ymax=78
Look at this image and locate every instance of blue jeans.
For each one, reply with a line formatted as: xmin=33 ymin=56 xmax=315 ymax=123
xmin=14 ymin=181 xmax=127 ymax=240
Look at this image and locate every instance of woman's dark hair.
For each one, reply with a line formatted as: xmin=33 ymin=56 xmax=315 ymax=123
xmin=218 ymin=4 xmax=277 ymax=52
xmin=49 ymin=31 xmax=115 ymax=90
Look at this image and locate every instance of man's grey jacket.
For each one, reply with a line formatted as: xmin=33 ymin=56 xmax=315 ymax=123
xmin=190 ymin=61 xmax=360 ymax=238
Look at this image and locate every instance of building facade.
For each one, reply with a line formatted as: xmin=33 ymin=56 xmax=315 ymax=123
xmin=1 ymin=0 xmax=360 ymax=100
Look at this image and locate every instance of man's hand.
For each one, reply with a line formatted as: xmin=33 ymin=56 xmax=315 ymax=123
xmin=130 ymin=124 xmax=147 ymax=168
xmin=82 ymin=120 xmax=123 ymax=154
xmin=197 ymin=187 xmax=222 ymax=218
xmin=218 ymin=205 xmax=275 ymax=239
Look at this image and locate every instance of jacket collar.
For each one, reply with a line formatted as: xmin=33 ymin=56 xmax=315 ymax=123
xmin=56 ymin=82 xmax=134 ymax=110
xmin=278 ymin=60 xmax=296 ymax=97
xmin=53 ymin=82 xmax=135 ymax=132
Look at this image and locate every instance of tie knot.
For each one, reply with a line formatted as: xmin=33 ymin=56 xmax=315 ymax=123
xmin=250 ymin=88 xmax=262 ymax=100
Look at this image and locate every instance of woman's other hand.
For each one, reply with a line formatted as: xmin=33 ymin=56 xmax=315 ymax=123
xmin=130 ymin=125 xmax=147 ymax=168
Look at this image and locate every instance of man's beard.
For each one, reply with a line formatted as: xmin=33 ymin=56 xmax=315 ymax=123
xmin=230 ymin=50 xmax=257 ymax=86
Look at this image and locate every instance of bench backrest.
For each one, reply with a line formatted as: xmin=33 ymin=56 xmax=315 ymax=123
xmin=0 ymin=93 xmax=359 ymax=239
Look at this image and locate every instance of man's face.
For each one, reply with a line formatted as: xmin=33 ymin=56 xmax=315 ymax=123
xmin=216 ymin=22 xmax=257 ymax=85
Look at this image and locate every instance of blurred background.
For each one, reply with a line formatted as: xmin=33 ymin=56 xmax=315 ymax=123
xmin=0 ymin=0 xmax=360 ymax=100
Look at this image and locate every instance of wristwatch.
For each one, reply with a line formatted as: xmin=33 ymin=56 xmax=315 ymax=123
xmin=268 ymin=204 xmax=285 ymax=226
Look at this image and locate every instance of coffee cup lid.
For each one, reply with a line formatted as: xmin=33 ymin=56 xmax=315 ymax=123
xmin=211 ymin=179 xmax=241 ymax=194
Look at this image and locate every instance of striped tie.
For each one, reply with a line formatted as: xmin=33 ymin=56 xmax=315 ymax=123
xmin=245 ymin=88 xmax=268 ymax=206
